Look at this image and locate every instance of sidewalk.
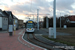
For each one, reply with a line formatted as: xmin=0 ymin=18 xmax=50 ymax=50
xmin=0 ymin=29 xmax=45 ymax=50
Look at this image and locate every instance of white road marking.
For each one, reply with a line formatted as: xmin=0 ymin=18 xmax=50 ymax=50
xmin=19 ymin=30 xmax=24 ymax=34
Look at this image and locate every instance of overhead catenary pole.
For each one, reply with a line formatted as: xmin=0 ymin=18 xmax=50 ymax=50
xmin=37 ymin=9 xmax=39 ymax=30
xmin=33 ymin=15 xmax=34 ymax=21
xmin=46 ymin=17 xmax=48 ymax=28
xmin=60 ymin=13 xmax=61 ymax=29
xmin=53 ymin=0 xmax=56 ymax=39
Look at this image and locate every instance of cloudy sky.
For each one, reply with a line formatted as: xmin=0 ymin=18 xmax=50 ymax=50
xmin=0 ymin=0 xmax=75 ymax=22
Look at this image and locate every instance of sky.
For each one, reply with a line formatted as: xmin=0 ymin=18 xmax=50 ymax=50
xmin=0 ymin=0 xmax=75 ymax=22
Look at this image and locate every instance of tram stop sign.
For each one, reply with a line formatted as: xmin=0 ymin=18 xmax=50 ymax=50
xmin=8 ymin=13 xmax=13 ymax=25
xmin=8 ymin=13 xmax=13 ymax=36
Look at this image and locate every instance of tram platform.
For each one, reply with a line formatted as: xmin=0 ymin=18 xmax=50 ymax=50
xmin=0 ymin=28 xmax=45 ymax=50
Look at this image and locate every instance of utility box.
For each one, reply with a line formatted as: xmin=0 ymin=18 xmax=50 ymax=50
xmin=49 ymin=27 xmax=54 ymax=38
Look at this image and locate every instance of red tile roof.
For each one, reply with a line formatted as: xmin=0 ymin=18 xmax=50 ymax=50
xmin=68 ymin=15 xmax=75 ymax=21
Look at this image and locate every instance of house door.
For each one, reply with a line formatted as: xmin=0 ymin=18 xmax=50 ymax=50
xmin=2 ymin=25 xmax=8 ymax=31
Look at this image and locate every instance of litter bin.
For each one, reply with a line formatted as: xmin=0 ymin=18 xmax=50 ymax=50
xmin=49 ymin=27 xmax=54 ymax=38
xmin=63 ymin=25 xmax=67 ymax=29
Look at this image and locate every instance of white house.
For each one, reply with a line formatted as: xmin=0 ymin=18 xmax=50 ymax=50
xmin=0 ymin=9 xmax=8 ymax=31
xmin=5 ymin=11 xmax=19 ymax=30
xmin=13 ymin=15 xmax=18 ymax=30
xmin=0 ymin=9 xmax=19 ymax=31
xmin=0 ymin=16 xmax=2 ymax=30
xmin=66 ymin=15 xmax=75 ymax=23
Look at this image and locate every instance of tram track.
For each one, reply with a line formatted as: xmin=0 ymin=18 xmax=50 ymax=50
xmin=32 ymin=34 xmax=54 ymax=46
xmin=27 ymin=33 xmax=52 ymax=50
xmin=26 ymin=33 xmax=68 ymax=50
